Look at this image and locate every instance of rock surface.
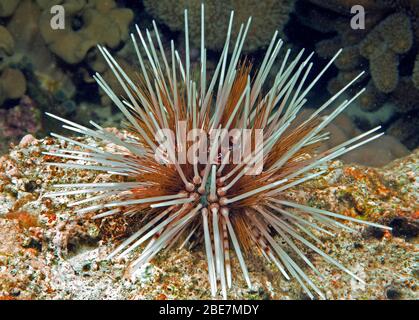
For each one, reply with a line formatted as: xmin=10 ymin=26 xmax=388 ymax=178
xmin=0 ymin=134 xmax=417 ymax=300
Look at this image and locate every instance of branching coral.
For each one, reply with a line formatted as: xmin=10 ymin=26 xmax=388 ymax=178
xmin=144 ymin=0 xmax=295 ymax=52
xmin=296 ymin=0 xmax=418 ymax=149
xmin=367 ymin=49 xmax=400 ymax=94
xmin=359 ymin=13 xmax=413 ymax=93
xmin=39 ymin=0 xmax=134 ymax=64
xmin=313 ymin=9 xmax=414 ymax=95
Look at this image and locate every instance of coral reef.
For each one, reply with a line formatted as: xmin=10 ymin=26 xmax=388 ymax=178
xmin=0 ymin=0 xmax=415 ymax=188
xmin=308 ymin=6 xmax=416 ymax=99
xmin=1 ymin=0 xmax=77 ymax=105
xmin=144 ymin=0 xmax=295 ymax=52
xmin=38 ymin=0 xmax=134 ymax=66
xmin=0 ymin=26 xmax=26 ymax=104
xmin=387 ymin=113 xmax=419 ymax=150
xmin=295 ymin=0 xmax=419 ymax=149
xmin=0 ymin=0 xmax=135 ymax=144
xmin=294 ymin=109 xmax=409 ymax=167
xmin=0 ymin=67 xmax=26 ymax=105
xmin=0 ymin=135 xmax=417 ymax=299
xmin=0 ymin=0 xmax=76 ymax=147
xmin=0 ymin=96 xmax=41 ymax=154
xmin=359 ymin=13 xmax=413 ymax=93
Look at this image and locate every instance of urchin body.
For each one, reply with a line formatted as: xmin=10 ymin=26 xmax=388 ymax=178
xmin=45 ymin=5 xmax=390 ymax=299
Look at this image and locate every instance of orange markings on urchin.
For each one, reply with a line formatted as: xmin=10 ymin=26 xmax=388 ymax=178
xmin=43 ymin=4 xmax=391 ymax=300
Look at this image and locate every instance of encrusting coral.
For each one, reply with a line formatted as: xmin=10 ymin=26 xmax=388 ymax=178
xmin=144 ymin=0 xmax=295 ymax=52
xmin=39 ymin=0 xmax=134 ymax=65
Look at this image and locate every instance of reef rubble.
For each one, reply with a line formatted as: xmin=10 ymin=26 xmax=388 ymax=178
xmin=0 ymin=133 xmax=417 ymax=300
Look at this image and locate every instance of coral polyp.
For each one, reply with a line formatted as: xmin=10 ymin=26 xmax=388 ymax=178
xmin=44 ymin=5 xmax=390 ymax=299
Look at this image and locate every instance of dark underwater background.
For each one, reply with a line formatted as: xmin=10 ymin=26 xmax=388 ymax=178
xmin=0 ymin=0 xmax=417 ymax=167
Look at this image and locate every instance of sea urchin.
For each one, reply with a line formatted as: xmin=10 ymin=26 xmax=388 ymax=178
xmin=44 ymin=5 xmax=390 ymax=299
